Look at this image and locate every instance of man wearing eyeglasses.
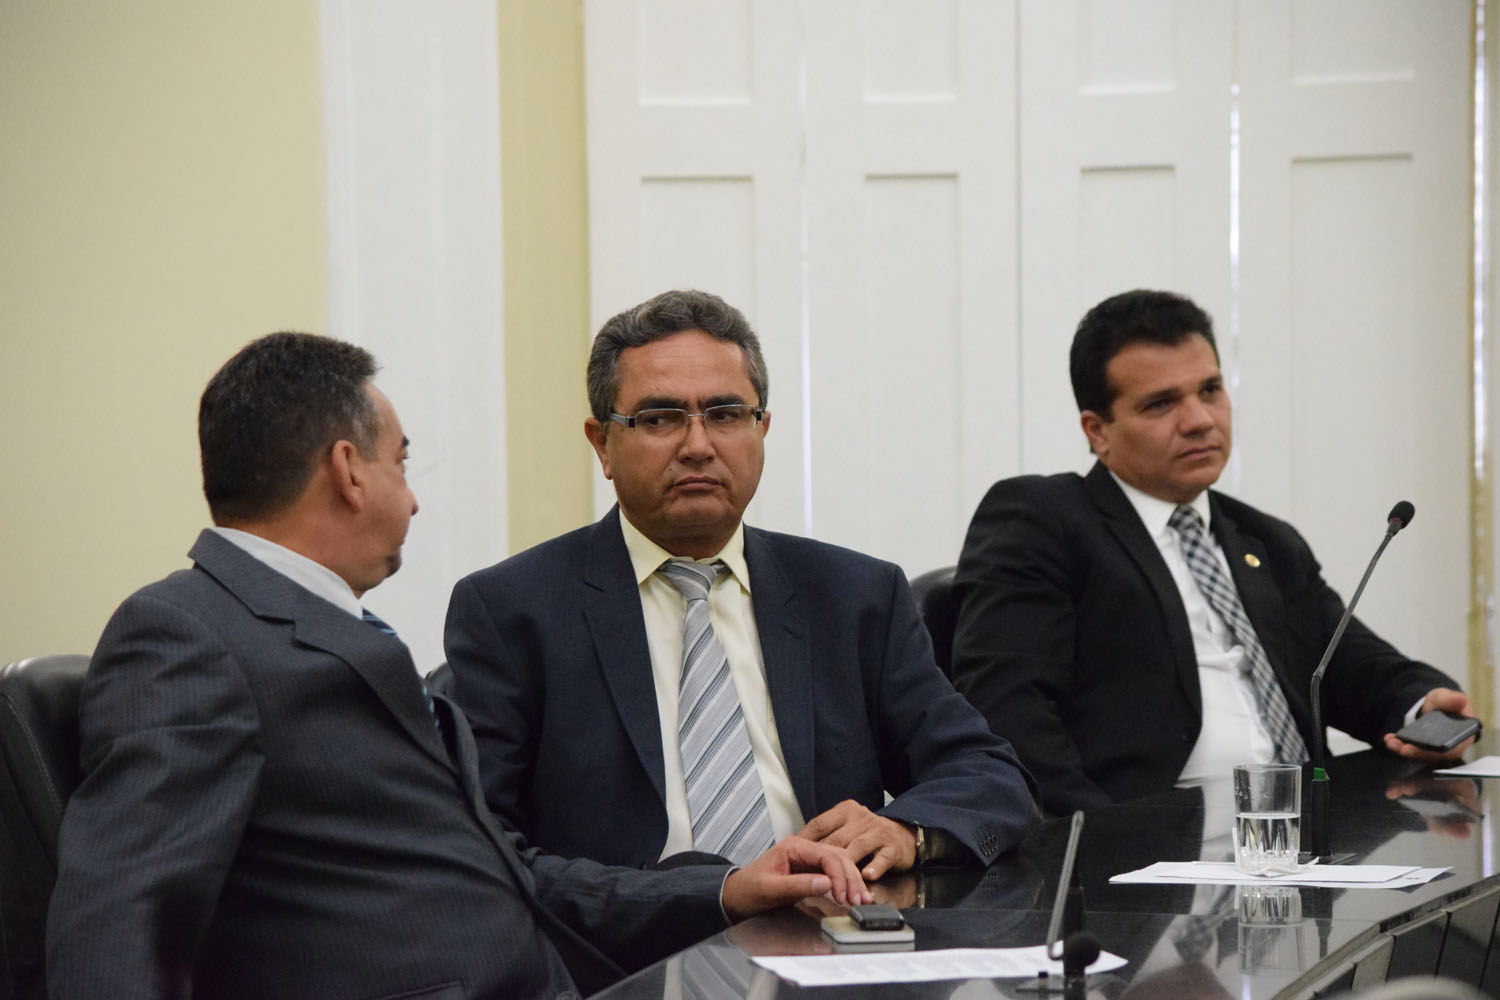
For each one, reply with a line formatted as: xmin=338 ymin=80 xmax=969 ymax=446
xmin=445 ymin=289 xmax=1036 ymax=885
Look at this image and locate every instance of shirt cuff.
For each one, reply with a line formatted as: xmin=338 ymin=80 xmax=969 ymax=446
xmin=717 ymin=865 xmax=741 ymax=923
xmin=1405 ymin=696 xmax=1425 ymax=727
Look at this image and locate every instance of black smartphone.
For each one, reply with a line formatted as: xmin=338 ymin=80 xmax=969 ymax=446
xmin=847 ymin=903 xmax=905 ymax=931
xmin=1394 ymin=711 xmax=1482 ymax=752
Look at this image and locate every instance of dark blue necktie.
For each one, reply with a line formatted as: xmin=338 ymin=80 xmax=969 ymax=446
xmin=361 ymin=608 xmax=438 ymax=726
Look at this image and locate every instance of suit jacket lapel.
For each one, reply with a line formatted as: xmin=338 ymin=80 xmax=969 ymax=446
xmin=582 ymin=509 xmax=669 ymax=807
xmin=1084 ymin=464 xmax=1202 ymax=716
xmin=188 ymin=530 xmax=454 ymax=772
xmin=744 ymin=528 xmax=815 ymax=816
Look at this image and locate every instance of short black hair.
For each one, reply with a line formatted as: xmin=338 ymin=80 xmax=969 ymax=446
xmin=1069 ymin=289 xmax=1218 ymax=417
xmin=199 ymin=332 xmax=379 ymax=524
xmin=586 ymin=289 xmax=768 ymax=421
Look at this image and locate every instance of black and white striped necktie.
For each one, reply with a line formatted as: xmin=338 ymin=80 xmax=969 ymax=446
xmin=1168 ymin=507 xmax=1308 ymax=763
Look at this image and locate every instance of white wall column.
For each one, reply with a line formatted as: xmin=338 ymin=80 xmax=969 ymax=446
xmin=319 ymin=0 xmax=507 ymax=668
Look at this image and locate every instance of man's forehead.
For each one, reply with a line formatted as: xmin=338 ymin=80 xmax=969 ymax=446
xmin=615 ymin=332 xmax=755 ymax=400
xmin=1108 ymin=337 xmax=1220 ymax=395
xmin=365 ymin=383 xmax=407 ymax=437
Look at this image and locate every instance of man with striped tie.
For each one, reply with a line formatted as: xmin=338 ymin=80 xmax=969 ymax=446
xmin=48 ymin=331 xmax=868 ymax=1000
xmin=446 ymin=289 xmax=1038 ymax=882
xmin=949 ymin=289 xmax=1476 ymax=817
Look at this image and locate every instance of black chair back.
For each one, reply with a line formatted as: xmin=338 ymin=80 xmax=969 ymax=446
xmin=908 ymin=565 xmax=959 ymax=677
xmin=0 ymin=654 xmax=88 ymax=1000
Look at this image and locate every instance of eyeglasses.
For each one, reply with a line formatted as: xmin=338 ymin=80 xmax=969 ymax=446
xmin=607 ymin=404 xmax=766 ymax=437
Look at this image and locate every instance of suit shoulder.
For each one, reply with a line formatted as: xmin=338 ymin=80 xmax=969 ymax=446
xmin=747 ymin=528 xmax=902 ymax=579
xmin=455 ymin=521 xmax=596 ymax=589
xmin=967 ymin=472 xmax=1093 ymax=533
xmin=110 ymin=565 xmax=233 ymax=621
xmin=1209 ymin=491 xmax=1304 ymax=542
xmin=976 ymin=471 xmax=1088 ymax=508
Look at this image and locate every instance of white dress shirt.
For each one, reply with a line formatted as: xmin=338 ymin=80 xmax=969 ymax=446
xmin=211 ymin=527 xmax=363 ymax=619
xmin=1108 ymin=476 xmax=1278 ymax=787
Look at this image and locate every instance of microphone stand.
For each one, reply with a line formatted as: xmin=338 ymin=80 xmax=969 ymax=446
xmin=1307 ymin=502 xmax=1412 ymax=860
xmin=1017 ymin=812 xmax=1103 ymax=999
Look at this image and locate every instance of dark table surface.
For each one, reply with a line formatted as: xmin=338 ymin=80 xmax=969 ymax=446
xmin=593 ymin=748 xmax=1497 ymax=999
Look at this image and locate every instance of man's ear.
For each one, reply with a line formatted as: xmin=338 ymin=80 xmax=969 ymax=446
xmin=1079 ymin=410 xmax=1109 ymax=459
xmin=584 ymin=418 xmax=613 ymax=480
xmin=329 ymin=439 xmax=365 ymax=511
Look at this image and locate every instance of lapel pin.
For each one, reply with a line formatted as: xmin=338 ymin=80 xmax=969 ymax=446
xmin=1244 ymin=554 xmax=1261 ymax=568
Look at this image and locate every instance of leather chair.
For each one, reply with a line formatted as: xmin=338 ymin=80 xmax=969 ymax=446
xmin=425 ymin=661 xmax=453 ymax=699
xmin=0 ymin=654 xmax=88 ymax=1000
xmin=908 ymin=565 xmax=959 ymax=676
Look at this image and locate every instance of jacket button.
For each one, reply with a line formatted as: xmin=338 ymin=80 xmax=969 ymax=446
xmin=1181 ymin=727 xmax=1195 ymax=742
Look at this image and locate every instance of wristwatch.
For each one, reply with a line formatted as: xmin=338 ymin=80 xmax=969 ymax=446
xmin=911 ymin=824 xmax=960 ymax=865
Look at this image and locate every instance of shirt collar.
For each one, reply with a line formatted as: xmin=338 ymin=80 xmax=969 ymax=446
xmin=210 ymin=526 xmax=364 ymax=618
xmin=1108 ymin=470 xmax=1213 ymax=542
xmin=618 ymin=511 xmax=751 ymax=593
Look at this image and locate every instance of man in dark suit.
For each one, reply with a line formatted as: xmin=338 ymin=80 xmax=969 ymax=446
xmin=950 ymin=289 xmax=1476 ymax=817
xmin=446 ymin=290 xmax=1036 ymax=881
xmin=46 ymin=332 xmax=868 ymax=1000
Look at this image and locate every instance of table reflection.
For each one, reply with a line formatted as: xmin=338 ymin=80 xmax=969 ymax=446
xmin=596 ymin=750 xmax=1500 ymax=999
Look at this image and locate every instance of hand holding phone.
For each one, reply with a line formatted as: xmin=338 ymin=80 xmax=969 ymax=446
xmin=1394 ymin=710 xmax=1482 ymax=753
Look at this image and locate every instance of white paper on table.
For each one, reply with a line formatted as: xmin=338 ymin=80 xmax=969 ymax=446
xmin=1110 ymin=861 xmax=1449 ymax=889
xmin=751 ymin=946 xmax=1128 ymax=988
xmin=1434 ymin=755 xmax=1500 ymax=777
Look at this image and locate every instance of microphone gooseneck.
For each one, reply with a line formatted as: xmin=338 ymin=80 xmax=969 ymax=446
xmin=1307 ymin=500 xmax=1414 ymax=860
xmin=1020 ymin=812 xmax=1092 ymax=996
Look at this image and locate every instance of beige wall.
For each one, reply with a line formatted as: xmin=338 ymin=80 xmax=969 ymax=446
xmin=0 ymin=3 xmax=327 ymax=664
xmin=498 ymin=0 xmax=595 ymax=552
xmin=1 ymin=2 xmax=599 ymax=664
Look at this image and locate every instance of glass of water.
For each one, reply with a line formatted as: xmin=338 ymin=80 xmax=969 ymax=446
xmin=1232 ymin=763 xmax=1301 ymax=874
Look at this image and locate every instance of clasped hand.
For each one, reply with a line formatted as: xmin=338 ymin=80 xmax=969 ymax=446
xmin=797 ymin=799 xmax=920 ymax=881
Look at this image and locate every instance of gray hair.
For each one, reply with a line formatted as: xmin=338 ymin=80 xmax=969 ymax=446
xmin=586 ymin=289 xmax=769 ymax=421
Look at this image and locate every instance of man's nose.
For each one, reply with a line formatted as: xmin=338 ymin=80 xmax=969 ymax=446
xmin=1180 ymin=396 xmax=1216 ymax=432
xmin=677 ymin=414 xmax=716 ymax=457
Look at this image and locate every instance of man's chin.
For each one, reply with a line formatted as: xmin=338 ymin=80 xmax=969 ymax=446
xmin=665 ymin=495 xmax=739 ymax=524
xmin=365 ymin=553 xmax=403 ymax=591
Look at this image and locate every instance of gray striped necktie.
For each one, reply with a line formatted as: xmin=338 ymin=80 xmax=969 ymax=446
xmin=658 ymin=559 xmax=774 ymax=864
xmin=1168 ymin=506 xmax=1309 ymax=763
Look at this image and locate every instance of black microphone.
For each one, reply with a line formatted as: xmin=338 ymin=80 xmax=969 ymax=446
xmin=1061 ymin=932 xmax=1101 ymax=998
xmin=1307 ymin=500 xmax=1415 ymax=859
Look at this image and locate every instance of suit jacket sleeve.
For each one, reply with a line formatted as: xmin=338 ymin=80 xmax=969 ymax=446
xmin=521 ymin=846 xmax=730 ymax=971
xmin=434 ymin=690 xmax=733 ymax=977
xmin=862 ymin=560 xmax=1040 ymax=861
xmin=47 ymin=592 xmax=264 ymax=1000
xmin=1229 ymin=507 xmax=1460 ymax=744
xmin=949 ymin=476 xmax=1115 ymax=814
xmin=443 ymin=573 xmax=541 ymax=836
